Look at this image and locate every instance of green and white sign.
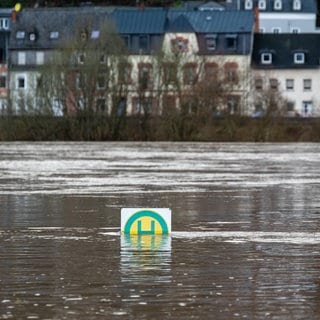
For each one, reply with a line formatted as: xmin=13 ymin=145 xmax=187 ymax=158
xmin=121 ymin=208 xmax=171 ymax=235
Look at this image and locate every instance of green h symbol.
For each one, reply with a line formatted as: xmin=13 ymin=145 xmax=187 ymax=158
xmin=137 ymin=219 xmax=155 ymax=235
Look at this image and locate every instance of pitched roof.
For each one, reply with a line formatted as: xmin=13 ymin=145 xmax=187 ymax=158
xmin=252 ymin=33 xmax=320 ymax=69
xmin=167 ymin=10 xmax=254 ymax=33
xmin=112 ymin=8 xmax=167 ymax=34
xmin=9 ymin=7 xmax=115 ymax=50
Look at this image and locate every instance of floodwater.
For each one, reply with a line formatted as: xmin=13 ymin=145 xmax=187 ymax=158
xmin=0 ymin=142 xmax=320 ymax=320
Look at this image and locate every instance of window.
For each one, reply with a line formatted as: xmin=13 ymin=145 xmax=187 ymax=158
xmin=138 ymin=64 xmax=152 ymax=89
xmin=0 ymin=75 xmax=6 ymax=88
xmin=78 ymin=53 xmax=85 ymax=64
xmin=245 ymin=0 xmax=253 ymax=9
xmin=261 ymin=53 xmax=272 ymax=64
xmin=171 ymin=37 xmax=188 ymax=53
xmin=255 ymin=78 xmax=263 ymax=90
xmin=183 ymin=63 xmax=197 ymax=85
xmin=293 ymin=0 xmax=301 ymax=11
xmin=100 ymin=54 xmax=107 ymax=64
xmin=17 ymin=75 xmax=26 ymax=89
xmin=16 ymin=31 xmax=25 ymax=39
xmin=122 ymin=36 xmax=130 ymax=49
xmin=118 ymin=63 xmax=132 ymax=84
xmin=204 ymin=63 xmax=219 ymax=81
xmin=270 ymin=78 xmax=278 ymax=90
xmin=91 ymin=30 xmax=100 ymax=39
xmin=96 ymin=98 xmax=107 ymax=113
xmin=0 ymin=18 xmax=9 ymax=30
xmin=286 ymin=101 xmax=295 ymax=112
xmin=162 ymin=95 xmax=176 ymax=115
xmin=274 ymin=0 xmax=282 ymax=10
xmin=303 ymin=79 xmax=312 ymax=91
xmin=132 ymin=97 xmax=155 ymax=115
xmin=36 ymin=51 xmax=44 ymax=65
xmin=258 ymin=0 xmax=266 ymax=10
xmin=97 ymin=74 xmax=107 ymax=89
xmin=272 ymin=27 xmax=281 ymax=33
xmin=29 ymin=32 xmax=36 ymax=41
xmin=205 ymin=34 xmax=217 ymax=51
xmin=18 ymin=52 xmax=26 ymax=65
xmin=286 ymin=79 xmax=294 ymax=90
xmin=259 ymin=28 xmax=266 ymax=33
xmin=226 ymin=34 xmax=237 ymax=50
xmin=49 ymin=31 xmax=59 ymax=39
xmin=139 ymin=35 xmax=150 ymax=52
xmin=163 ymin=63 xmax=177 ymax=85
xmin=291 ymin=28 xmax=300 ymax=34
xmin=226 ymin=95 xmax=240 ymax=115
xmin=294 ymin=52 xmax=305 ymax=64
xmin=224 ymin=62 xmax=238 ymax=84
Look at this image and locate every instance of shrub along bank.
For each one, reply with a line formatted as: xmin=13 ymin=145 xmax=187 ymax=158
xmin=0 ymin=116 xmax=320 ymax=142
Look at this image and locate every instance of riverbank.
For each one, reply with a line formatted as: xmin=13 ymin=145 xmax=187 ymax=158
xmin=0 ymin=116 xmax=319 ymax=142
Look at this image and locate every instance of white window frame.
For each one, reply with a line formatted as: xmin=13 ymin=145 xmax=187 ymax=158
xmin=29 ymin=32 xmax=36 ymax=41
xmin=258 ymin=0 xmax=266 ymax=10
xmin=294 ymin=52 xmax=305 ymax=64
xmin=274 ymin=0 xmax=282 ymax=10
xmin=0 ymin=18 xmax=9 ymax=30
xmin=18 ymin=51 xmax=26 ymax=65
xmin=293 ymin=0 xmax=301 ymax=11
xmin=261 ymin=53 xmax=272 ymax=64
xmin=245 ymin=0 xmax=253 ymax=10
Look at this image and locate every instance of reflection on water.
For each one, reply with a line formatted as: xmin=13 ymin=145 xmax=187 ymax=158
xmin=0 ymin=142 xmax=320 ymax=319
xmin=121 ymin=235 xmax=172 ymax=284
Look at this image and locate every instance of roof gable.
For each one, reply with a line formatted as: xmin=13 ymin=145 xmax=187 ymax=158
xmin=167 ymin=14 xmax=194 ymax=32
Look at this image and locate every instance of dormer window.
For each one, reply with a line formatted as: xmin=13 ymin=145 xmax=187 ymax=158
xmin=16 ymin=31 xmax=25 ymax=39
xmin=29 ymin=32 xmax=36 ymax=41
xmin=294 ymin=52 xmax=305 ymax=64
xmin=245 ymin=0 xmax=253 ymax=10
xmin=50 ymin=31 xmax=59 ymax=39
xmin=91 ymin=30 xmax=100 ymax=39
xmin=293 ymin=0 xmax=301 ymax=11
xmin=205 ymin=34 xmax=217 ymax=51
xmin=274 ymin=0 xmax=282 ymax=10
xmin=261 ymin=52 xmax=272 ymax=64
xmin=258 ymin=0 xmax=266 ymax=10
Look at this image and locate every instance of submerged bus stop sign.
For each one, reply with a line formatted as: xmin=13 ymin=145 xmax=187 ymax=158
xmin=121 ymin=208 xmax=171 ymax=235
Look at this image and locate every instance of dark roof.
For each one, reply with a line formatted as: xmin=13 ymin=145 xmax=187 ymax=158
xmin=112 ymin=8 xmax=167 ymax=34
xmin=252 ymin=33 xmax=320 ymax=69
xmin=167 ymin=10 xmax=254 ymax=33
xmin=167 ymin=14 xmax=195 ymax=32
xmin=9 ymin=7 xmax=115 ymax=50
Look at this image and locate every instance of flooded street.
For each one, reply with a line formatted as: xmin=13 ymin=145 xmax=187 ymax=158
xmin=0 ymin=142 xmax=320 ymax=319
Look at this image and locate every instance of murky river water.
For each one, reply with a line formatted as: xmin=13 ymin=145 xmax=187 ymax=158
xmin=0 ymin=142 xmax=320 ymax=319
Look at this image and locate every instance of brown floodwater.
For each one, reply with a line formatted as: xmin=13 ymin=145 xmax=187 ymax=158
xmin=0 ymin=142 xmax=319 ymax=319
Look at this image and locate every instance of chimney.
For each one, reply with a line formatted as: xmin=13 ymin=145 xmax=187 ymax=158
xmin=254 ymin=6 xmax=260 ymax=33
xmin=11 ymin=10 xmax=17 ymax=23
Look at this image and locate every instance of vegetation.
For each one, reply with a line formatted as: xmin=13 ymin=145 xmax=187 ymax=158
xmin=1 ymin=115 xmax=320 ymax=142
